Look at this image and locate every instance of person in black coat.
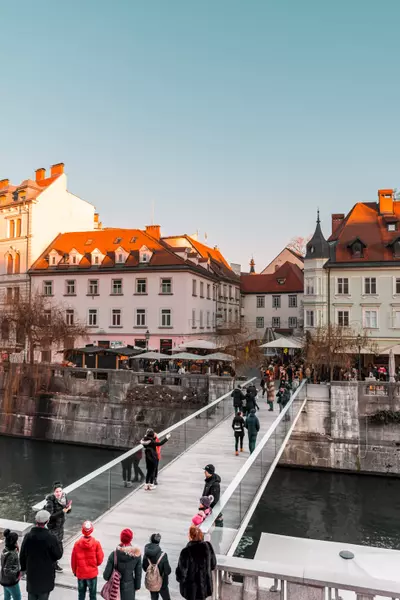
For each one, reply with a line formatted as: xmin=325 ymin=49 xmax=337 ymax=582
xmin=244 ymin=389 xmax=260 ymax=415
xmin=202 ymin=465 xmax=221 ymax=509
xmin=141 ymin=429 xmax=171 ymax=490
xmin=142 ymin=533 xmax=171 ymax=600
xmin=232 ymin=411 xmax=245 ymax=455
xmin=44 ymin=481 xmax=71 ymax=572
xmin=19 ymin=509 xmax=63 ymax=599
xmin=103 ymin=528 xmax=142 ymax=600
xmin=231 ymin=386 xmax=245 ymax=411
xmin=176 ymin=526 xmax=216 ymax=600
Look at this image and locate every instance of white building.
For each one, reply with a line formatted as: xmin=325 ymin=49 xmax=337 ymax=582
xmin=260 ymin=247 xmax=304 ymax=275
xmin=29 ymin=227 xmax=240 ymax=359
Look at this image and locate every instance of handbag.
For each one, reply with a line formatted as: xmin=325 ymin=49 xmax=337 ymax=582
xmin=100 ymin=551 xmax=121 ymax=600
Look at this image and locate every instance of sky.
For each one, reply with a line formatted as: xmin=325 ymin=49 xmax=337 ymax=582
xmin=1 ymin=0 xmax=400 ymax=271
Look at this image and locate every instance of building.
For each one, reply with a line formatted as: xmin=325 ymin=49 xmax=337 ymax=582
xmin=241 ymin=260 xmax=304 ymax=339
xmin=0 ymin=163 xmax=96 ymax=306
xmin=29 ymin=227 xmax=240 ymax=358
xmin=260 ymin=247 xmax=304 ymax=275
xmin=304 ymin=190 xmax=400 ymax=352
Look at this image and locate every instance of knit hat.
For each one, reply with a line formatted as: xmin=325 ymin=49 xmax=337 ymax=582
xmin=36 ymin=509 xmax=50 ymax=524
xmin=82 ymin=521 xmax=94 ymax=537
xmin=204 ymin=464 xmax=215 ymax=475
xmin=120 ymin=528 xmax=133 ymax=545
xmin=199 ymin=496 xmax=212 ymax=509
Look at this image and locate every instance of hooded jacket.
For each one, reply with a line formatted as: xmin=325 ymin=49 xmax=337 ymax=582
xmin=244 ymin=392 xmax=259 ymax=412
xmin=141 ymin=435 xmax=168 ymax=463
xmin=176 ymin=540 xmax=216 ymax=600
xmin=245 ymin=411 xmax=260 ymax=437
xmin=71 ymin=535 xmax=104 ymax=580
xmin=104 ymin=545 xmax=142 ymax=600
xmin=202 ymin=474 xmax=221 ymax=509
xmin=19 ymin=526 xmax=62 ymax=594
xmin=231 ymin=388 xmax=245 ymax=409
xmin=142 ymin=542 xmax=171 ymax=589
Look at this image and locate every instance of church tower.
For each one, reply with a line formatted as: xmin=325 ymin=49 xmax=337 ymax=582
xmin=303 ymin=211 xmax=330 ymax=330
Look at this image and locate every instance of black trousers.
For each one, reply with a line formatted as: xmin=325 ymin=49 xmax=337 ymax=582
xmin=122 ymin=460 xmax=132 ymax=482
xmin=146 ymin=458 xmax=158 ymax=484
xmin=150 ymin=587 xmax=171 ymax=600
xmin=234 ymin=432 xmax=244 ymax=451
xmin=154 ymin=460 xmax=159 ymax=481
xmin=133 ymin=458 xmax=144 ymax=480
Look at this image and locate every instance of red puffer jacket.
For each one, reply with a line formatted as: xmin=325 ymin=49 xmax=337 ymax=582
xmin=71 ymin=536 xmax=104 ymax=579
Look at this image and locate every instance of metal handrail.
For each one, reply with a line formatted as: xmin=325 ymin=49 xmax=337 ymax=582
xmin=32 ymin=376 xmax=256 ymax=511
xmin=200 ymin=379 xmax=306 ymax=533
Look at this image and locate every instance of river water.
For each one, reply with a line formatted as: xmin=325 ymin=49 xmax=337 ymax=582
xmin=1 ymin=437 xmax=400 ymax=554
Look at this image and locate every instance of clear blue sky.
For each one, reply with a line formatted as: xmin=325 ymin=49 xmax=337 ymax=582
xmin=2 ymin=0 xmax=400 ymax=271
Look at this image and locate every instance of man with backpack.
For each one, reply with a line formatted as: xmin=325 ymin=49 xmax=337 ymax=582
xmin=142 ymin=533 xmax=171 ymax=600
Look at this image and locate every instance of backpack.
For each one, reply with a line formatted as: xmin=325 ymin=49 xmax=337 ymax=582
xmin=100 ymin=552 xmax=121 ymax=600
xmin=145 ymin=552 xmax=165 ymax=592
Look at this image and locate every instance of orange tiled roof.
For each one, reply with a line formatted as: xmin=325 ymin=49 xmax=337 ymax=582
xmin=0 ymin=172 xmax=62 ymax=207
xmin=241 ymin=262 xmax=304 ymax=294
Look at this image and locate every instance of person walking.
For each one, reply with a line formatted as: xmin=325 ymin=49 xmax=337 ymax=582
xmin=244 ymin=388 xmax=259 ymax=416
xmin=231 ymin=385 xmax=245 ymax=411
xmin=260 ymin=377 xmax=266 ymax=397
xmin=232 ymin=411 xmax=245 ymax=456
xmin=19 ymin=510 xmax=63 ymax=600
xmin=132 ymin=448 xmax=145 ymax=483
xmin=277 ymin=383 xmax=292 ymax=420
xmin=122 ymin=456 xmax=134 ymax=488
xmin=71 ymin=521 xmax=104 ymax=600
xmin=45 ymin=481 xmax=71 ymax=572
xmin=143 ymin=533 xmax=171 ymax=600
xmin=266 ymin=374 xmax=275 ymax=412
xmin=175 ymin=526 xmax=216 ymax=600
xmin=1 ymin=529 xmax=21 ymax=600
xmin=103 ymin=529 xmax=142 ymax=600
xmin=202 ymin=465 xmax=221 ymax=509
xmin=245 ymin=408 xmax=260 ymax=454
xmin=141 ymin=430 xmax=171 ymax=490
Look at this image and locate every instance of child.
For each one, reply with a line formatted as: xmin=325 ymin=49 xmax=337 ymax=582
xmin=191 ymin=496 xmax=214 ymax=526
xmin=71 ymin=521 xmax=104 ymax=600
xmin=0 ymin=529 xmax=21 ymax=600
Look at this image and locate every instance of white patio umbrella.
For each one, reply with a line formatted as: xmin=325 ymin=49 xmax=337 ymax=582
xmin=389 ymin=349 xmax=396 ymax=382
xmin=259 ymin=337 xmax=303 ymax=349
xmin=135 ymin=351 xmax=170 ymax=360
xmin=170 ymin=352 xmax=204 ymax=361
xmin=204 ymin=352 xmax=236 ymax=362
xmin=177 ymin=339 xmax=219 ymax=350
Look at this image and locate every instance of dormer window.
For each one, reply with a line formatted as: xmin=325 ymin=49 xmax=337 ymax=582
xmin=277 ymin=278 xmax=286 ymax=285
xmin=348 ymin=238 xmax=366 ymax=259
xmin=113 ymin=237 xmax=122 ymax=244
xmin=388 ymin=223 xmax=397 ymax=232
xmin=139 ymin=245 xmax=152 ymax=264
xmin=48 ymin=250 xmax=60 ymax=266
xmin=91 ymin=248 xmax=103 ymax=266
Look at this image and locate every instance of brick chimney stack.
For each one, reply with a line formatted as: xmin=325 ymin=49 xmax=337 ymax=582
xmin=0 ymin=179 xmax=10 ymax=190
xmin=378 ymin=189 xmax=394 ymax=214
xmin=331 ymin=213 xmax=345 ymax=235
xmin=145 ymin=225 xmax=161 ymax=240
xmin=50 ymin=163 xmax=64 ymax=177
xmin=35 ymin=168 xmax=46 ymax=183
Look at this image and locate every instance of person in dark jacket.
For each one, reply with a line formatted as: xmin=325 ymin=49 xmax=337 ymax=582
xmin=141 ymin=430 xmax=171 ymax=490
xmin=175 ymin=526 xmax=216 ymax=600
xmin=20 ymin=509 xmax=63 ymax=600
xmin=103 ymin=529 xmax=142 ymax=600
xmin=247 ymin=383 xmax=258 ymax=399
xmin=45 ymin=481 xmax=71 ymax=572
xmin=122 ymin=456 xmax=134 ymax=488
xmin=1 ymin=529 xmax=21 ymax=600
xmin=277 ymin=384 xmax=291 ymax=421
xmin=244 ymin=389 xmax=259 ymax=415
xmin=245 ymin=408 xmax=260 ymax=454
xmin=142 ymin=533 xmax=171 ymax=600
xmin=232 ymin=411 xmax=245 ymax=455
xmin=231 ymin=386 xmax=245 ymax=411
xmin=202 ymin=465 xmax=221 ymax=509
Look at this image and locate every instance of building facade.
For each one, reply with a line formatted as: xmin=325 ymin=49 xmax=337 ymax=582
xmin=260 ymin=247 xmax=304 ymax=275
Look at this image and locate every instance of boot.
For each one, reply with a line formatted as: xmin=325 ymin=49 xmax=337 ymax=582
xmin=235 ymin=451 xmax=239 ymax=456
xmin=123 ymin=481 xmax=128 ymax=487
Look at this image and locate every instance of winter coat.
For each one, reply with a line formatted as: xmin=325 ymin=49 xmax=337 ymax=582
xmin=267 ymin=380 xmax=275 ymax=401
xmin=71 ymin=535 xmax=104 ymax=580
xmin=45 ymin=492 xmax=70 ymax=541
xmin=104 ymin=545 xmax=142 ymax=600
xmin=277 ymin=388 xmax=291 ymax=407
xmin=19 ymin=526 xmax=62 ymax=594
xmin=247 ymin=384 xmax=257 ymax=399
xmin=231 ymin=388 xmax=245 ymax=409
xmin=0 ymin=547 xmax=20 ymax=587
xmin=176 ymin=540 xmax=216 ymax=600
xmin=244 ymin=392 xmax=259 ymax=413
xmin=141 ymin=435 xmax=168 ymax=464
xmin=142 ymin=542 xmax=171 ymax=590
xmin=232 ymin=415 xmax=245 ymax=435
xmin=245 ymin=413 xmax=260 ymax=437
xmin=202 ymin=474 xmax=221 ymax=509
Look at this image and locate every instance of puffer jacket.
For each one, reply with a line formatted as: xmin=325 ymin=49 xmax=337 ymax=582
xmin=71 ymin=535 xmax=104 ymax=580
xmin=0 ymin=547 xmax=20 ymax=587
xmin=142 ymin=542 xmax=171 ymax=589
xmin=45 ymin=492 xmax=70 ymax=539
xmin=104 ymin=545 xmax=142 ymax=600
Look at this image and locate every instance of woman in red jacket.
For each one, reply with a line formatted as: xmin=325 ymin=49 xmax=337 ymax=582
xmin=71 ymin=521 xmax=104 ymax=600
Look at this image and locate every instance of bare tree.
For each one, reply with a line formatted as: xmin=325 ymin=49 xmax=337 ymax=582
xmin=0 ymin=292 xmax=88 ymax=364
xmin=287 ymin=235 xmax=311 ymax=257
xmin=213 ymin=322 xmax=263 ymax=375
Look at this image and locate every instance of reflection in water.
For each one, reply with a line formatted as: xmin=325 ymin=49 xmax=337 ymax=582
xmin=238 ymin=467 xmax=400 ymax=558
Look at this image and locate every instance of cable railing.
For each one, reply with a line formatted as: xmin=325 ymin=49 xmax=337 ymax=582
xmin=32 ymin=376 xmax=256 ymax=536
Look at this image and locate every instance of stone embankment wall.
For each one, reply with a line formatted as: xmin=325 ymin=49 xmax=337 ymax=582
xmin=0 ymin=365 xmax=234 ymax=448
xmin=282 ymin=382 xmax=400 ymax=475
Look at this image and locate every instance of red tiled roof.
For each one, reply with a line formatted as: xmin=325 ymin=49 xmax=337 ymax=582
xmin=0 ymin=176 xmax=61 ymax=208
xmin=241 ymin=262 xmax=304 ymax=294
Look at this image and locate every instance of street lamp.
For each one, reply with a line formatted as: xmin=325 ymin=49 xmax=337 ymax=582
xmin=145 ymin=329 xmax=150 ymax=351
xmin=357 ymin=334 xmax=361 ymax=380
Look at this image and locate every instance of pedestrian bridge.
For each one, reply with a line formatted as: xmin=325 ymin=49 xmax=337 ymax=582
xmin=29 ymin=377 xmax=306 ymax=599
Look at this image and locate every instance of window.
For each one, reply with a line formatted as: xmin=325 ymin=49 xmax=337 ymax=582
xmin=223 ymin=308 xmax=227 ymax=322
xmin=160 ymin=278 xmax=172 ymax=294
xmin=229 ymin=285 xmax=232 ymax=299
xmin=228 ymin=308 xmax=232 ymax=322
xmin=223 ymin=284 xmax=228 ymax=298
xmin=135 ymin=309 xmax=146 ymax=327
xmin=88 ymin=309 xmax=98 ymax=326
xmin=51 ymin=255 xmax=57 ymax=265
xmin=66 ymin=309 xmax=74 ymax=326
xmin=272 ymin=295 xmax=281 ymax=308
xmin=136 ymin=279 xmax=147 ymax=294
xmin=113 ymin=237 xmax=122 ymax=244
xmin=14 ymin=253 xmax=20 ymax=274
xmin=112 ymin=309 xmax=122 ymax=326
xmin=192 ymin=280 xmax=197 ymax=296
xmin=65 ymin=280 xmax=76 ymax=295
xmin=235 ymin=288 xmax=240 ymax=301
xmin=16 ymin=219 xmax=21 ymax=237
xmin=235 ymin=309 xmax=239 ymax=323
xmin=351 ymin=241 xmax=363 ymax=258
xmin=14 ymin=287 xmax=19 ymax=303
xmin=363 ymin=309 xmax=378 ymax=329
xmin=305 ymin=278 xmax=315 ymax=295
xmin=94 ymin=255 xmax=99 ymax=265
xmin=1 ymin=318 xmax=9 ymax=340
xmin=272 ymin=316 xmax=281 ymax=328
xmin=256 ymin=316 xmax=264 ymax=328
xmin=9 ymin=220 xmax=14 ymax=238
xmin=111 ymin=279 xmax=123 ymax=295
xmin=337 ymin=278 xmax=349 ymax=295
xmin=213 ymin=286 xmax=216 ymax=301
xmin=337 ymin=310 xmax=349 ymax=327
xmin=71 ymin=255 xmax=77 ymax=265
xmin=288 ymin=295 xmax=297 ymax=308
xmin=116 ymin=253 xmax=125 ymax=263
xmin=289 ymin=316 xmax=297 ymax=328
xmin=43 ymin=281 xmax=53 ymax=296
xmin=256 ymin=296 xmax=265 ymax=308
xmin=160 ymin=309 xmax=172 ymax=327
xmin=6 ymin=288 xmax=12 ymax=304
xmin=364 ymin=277 xmax=377 ymax=295
xmin=207 ymin=311 xmax=210 ymax=327
xmin=43 ymin=309 xmax=51 ymax=323
xmin=394 ymin=240 xmax=400 ymax=258
xmin=85 ymin=238 xmax=93 ymax=246
xmin=388 ymin=223 xmax=397 ymax=231
xmin=200 ymin=282 xmax=204 ymax=298
xmin=6 ymin=254 xmax=13 ymax=274
xmin=207 ymin=284 xmax=211 ymax=299
xmin=306 ymin=310 xmax=315 ymax=327
xmin=394 ymin=311 xmax=400 ymax=328
xmin=192 ymin=309 xmax=196 ymax=328
xmin=200 ymin=310 xmax=204 ymax=328
xmin=88 ymin=279 xmax=99 ymax=295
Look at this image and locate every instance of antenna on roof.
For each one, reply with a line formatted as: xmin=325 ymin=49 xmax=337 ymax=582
xmin=151 ymin=201 xmax=155 ymax=225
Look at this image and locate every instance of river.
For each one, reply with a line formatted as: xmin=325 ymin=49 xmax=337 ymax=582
xmin=1 ymin=437 xmax=400 ymax=554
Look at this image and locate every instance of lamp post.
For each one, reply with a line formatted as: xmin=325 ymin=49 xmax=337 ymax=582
xmin=145 ymin=329 xmax=150 ymax=351
xmin=357 ymin=333 xmax=361 ymax=380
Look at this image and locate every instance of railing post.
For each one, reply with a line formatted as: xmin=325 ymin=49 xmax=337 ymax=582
xmin=287 ymin=583 xmax=324 ymax=600
xmin=243 ymin=575 xmax=258 ymax=600
xmin=356 ymin=596 xmax=375 ymax=600
xmin=108 ymin=468 xmax=112 ymax=509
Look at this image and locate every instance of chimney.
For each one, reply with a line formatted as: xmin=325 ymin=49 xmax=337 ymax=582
xmin=0 ymin=179 xmax=9 ymax=190
xmin=50 ymin=163 xmax=65 ymax=177
xmin=378 ymin=189 xmax=394 ymax=214
xmin=145 ymin=225 xmax=161 ymax=240
xmin=332 ymin=213 xmax=345 ymax=235
xmin=35 ymin=168 xmax=46 ymax=183
xmin=250 ymin=258 xmax=255 ymax=274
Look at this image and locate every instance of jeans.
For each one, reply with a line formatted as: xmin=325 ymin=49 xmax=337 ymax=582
xmin=4 ymin=583 xmax=21 ymax=600
xmin=248 ymin=435 xmax=257 ymax=454
xmin=150 ymin=587 xmax=171 ymax=600
xmin=28 ymin=593 xmax=50 ymax=600
xmin=234 ymin=432 xmax=244 ymax=451
xmin=78 ymin=577 xmax=97 ymax=600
